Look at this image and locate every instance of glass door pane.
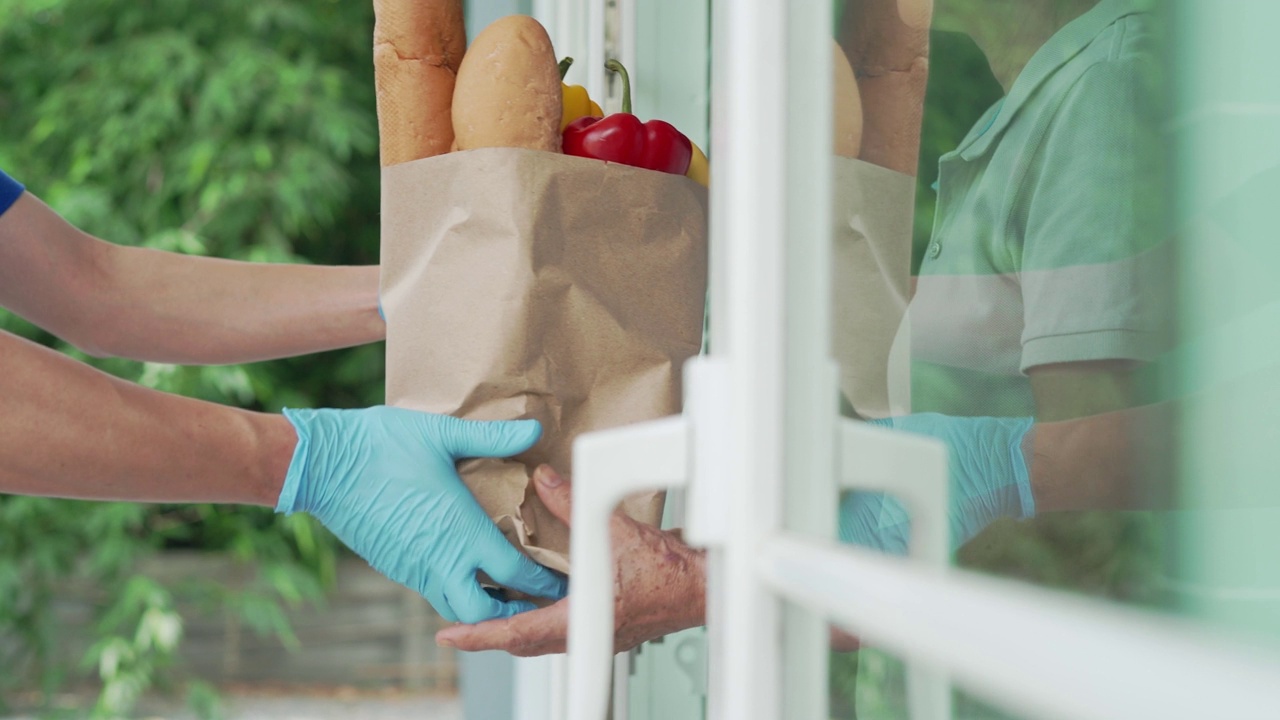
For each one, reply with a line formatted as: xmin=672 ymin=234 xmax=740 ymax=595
xmin=828 ymin=1 xmax=940 ymax=715
xmin=1171 ymin=0 xmax=1280 ymax=644
xmin=623 ymin=1 xmax=712 ymax=719
xmin=824 ymin=0 xmax=1186 ymax=716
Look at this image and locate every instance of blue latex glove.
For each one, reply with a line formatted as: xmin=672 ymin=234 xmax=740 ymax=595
xmin=839 ymin=414 xmax=1036 ymax=555
xmin=277 ymin=406 xmax=567 ymax=623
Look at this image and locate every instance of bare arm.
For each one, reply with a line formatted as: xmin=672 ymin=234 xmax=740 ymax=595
xmin=1028 ymin=359 xmax=1137 ymax=422
xmin=0 ymin=191 xmax=383 ymax=365
xmin=1027 ymin=360 xmax=1175 ymax=512
xmin=0 ymin=327 xmax=293 ymax=504
xmin=0 ymin=325 xmax=570 ymax=621
xmin=1029 ymin=401 xmax=1176 ymax=513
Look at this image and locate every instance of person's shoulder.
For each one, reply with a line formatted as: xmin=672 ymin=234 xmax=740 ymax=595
xmin=1033 ymin=6 xmax=1159 ymax=116
xmin=1051 ymin=8 xmax=1160 ymax=111
xmin=1080 ymin=9 xmax=1158 ymax=70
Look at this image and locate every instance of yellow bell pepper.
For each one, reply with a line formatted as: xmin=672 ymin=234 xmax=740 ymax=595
xmin=559 ymin=57 xmax=604 ymax=131
xmin=562 ymin=84 xmax=604 ymax=131
xmin=686 ymin=142 xmax=709 ymax=187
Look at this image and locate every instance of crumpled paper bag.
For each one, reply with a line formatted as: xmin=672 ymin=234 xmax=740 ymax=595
xmin=380 ymin=147 xmax=708 ymax=574
xmin=831 ymin=156 xmax=915 ymax=419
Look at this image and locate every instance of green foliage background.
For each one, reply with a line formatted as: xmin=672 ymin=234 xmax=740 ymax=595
xmin=0 ymin=0 xmax=384 ymax=715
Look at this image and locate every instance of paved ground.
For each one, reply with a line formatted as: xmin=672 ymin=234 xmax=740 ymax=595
xmin=194 ymin=694 xmax=461 ymax=720
xmin=4 ymin=688 xmax=464 ymax=720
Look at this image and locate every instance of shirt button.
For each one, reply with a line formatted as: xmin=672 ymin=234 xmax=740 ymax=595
xmin=927 ymin=242 xmax=942 ymax=259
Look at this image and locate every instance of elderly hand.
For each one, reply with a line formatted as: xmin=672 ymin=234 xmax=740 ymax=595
xmin=434 ymin=465 xmax=706 ymax=656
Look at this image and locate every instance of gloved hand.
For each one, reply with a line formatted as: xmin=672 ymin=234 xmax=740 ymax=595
xmin=839 ymin=413 xmax=1036 ymax=555
xmin=277 ymin=406 xmax=567 ymax=623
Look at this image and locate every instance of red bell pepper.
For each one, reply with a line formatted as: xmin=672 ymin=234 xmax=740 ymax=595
xmin=562 ymin=59 xmax=693 ymax=176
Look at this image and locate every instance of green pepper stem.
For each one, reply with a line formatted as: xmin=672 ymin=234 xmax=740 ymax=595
xmin=559 ymin=57 xmax=573 ymax=81
xmin=605 ymin=59 xmax=632 ymax=115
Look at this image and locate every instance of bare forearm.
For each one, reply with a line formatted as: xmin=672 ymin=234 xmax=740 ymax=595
xmin=98 ymin=246 xmax=383 ymax=364
xmin=1030 ymin=401 xmax=1177 ymax=513
xmin=0 ymin=192 xmax=383 ymax=365
xmin=0 ymin=329 xmax=294 ymax=505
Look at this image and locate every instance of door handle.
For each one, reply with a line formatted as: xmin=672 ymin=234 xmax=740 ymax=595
xmin=567 ymin=415 xmax=691 ymax=720
xmin=839 ymin=418 xmax=951 ymax=719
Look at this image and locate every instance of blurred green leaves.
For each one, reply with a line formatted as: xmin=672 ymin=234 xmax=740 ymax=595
xmin=1 ymin=0 xmax=378 ymax=263
xmin=0 ymin=0 xmax=384 ymax=715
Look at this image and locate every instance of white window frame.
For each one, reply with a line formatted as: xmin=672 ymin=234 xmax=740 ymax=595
xmin=530 ymin=1 xmax=1280 ymax=719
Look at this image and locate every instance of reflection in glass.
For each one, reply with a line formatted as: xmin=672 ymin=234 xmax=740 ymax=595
xmin=828 ymin=0 xmax=1183 ymax=716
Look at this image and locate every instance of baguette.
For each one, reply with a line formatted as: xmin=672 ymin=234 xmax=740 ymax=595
xmin=839 ymin=0 xmax=932 ymax=175
xmin=373 ymin=0 xmax=467 ymax=166
xmin=833 ymin=41 xmax=864 ymax=159
xmin=898 ymin=0 xmax=934 ymax=30
xmin=452 ymin=15 xmax=562 ymax=153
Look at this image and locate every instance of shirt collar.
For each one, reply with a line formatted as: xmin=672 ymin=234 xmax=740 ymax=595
xmin=954 ymin=0 xmax=1151 ymax=161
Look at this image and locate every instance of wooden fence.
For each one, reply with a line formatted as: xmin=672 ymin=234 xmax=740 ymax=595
xmin=38 ymin=552 xmax=458 ymax=691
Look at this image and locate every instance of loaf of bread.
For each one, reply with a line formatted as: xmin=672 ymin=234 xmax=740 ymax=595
xmin=897 ymin=0 xmax=934 ymax=31
xmin=833 ymin=41 xmax=864 ymax=159
xmin=838 ymin=0 xmax=932 ymax=175
xmin=452 ymin=15 xmax=563 ymax=153
xmin=373 ymin=0 xmax=467 ymax=166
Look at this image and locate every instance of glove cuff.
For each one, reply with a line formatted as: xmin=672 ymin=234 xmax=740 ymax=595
xmin=277 ymin=407 xmax=315 ymax=514
xmin=1011 ymin=418 xmax=1037 ymax=519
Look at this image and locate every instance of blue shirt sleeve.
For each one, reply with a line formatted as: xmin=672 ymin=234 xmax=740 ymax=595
xmin=0 ymin=169 xmax=24 ymax=217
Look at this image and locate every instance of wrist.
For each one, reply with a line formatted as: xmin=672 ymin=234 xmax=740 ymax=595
xmin=681 ymin=547 xmax=709 ymax=630
xmin=1015 ymin=421 xmax=1037 ymax=517
xmin=251 ymin=412 xmax=298 ymax=508
xmin=355 ymin=265 xmax=385 ymax=341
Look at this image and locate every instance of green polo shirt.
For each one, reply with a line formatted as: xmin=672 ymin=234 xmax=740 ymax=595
xmin=909 ymin=0 xmax=1173 ymax=418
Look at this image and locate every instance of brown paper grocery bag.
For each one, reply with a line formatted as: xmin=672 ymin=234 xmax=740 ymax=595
xmin=831 ymin=156 xmax=915 ymax=419
xmin=380 ymin=147 xmax=708 ymax=574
